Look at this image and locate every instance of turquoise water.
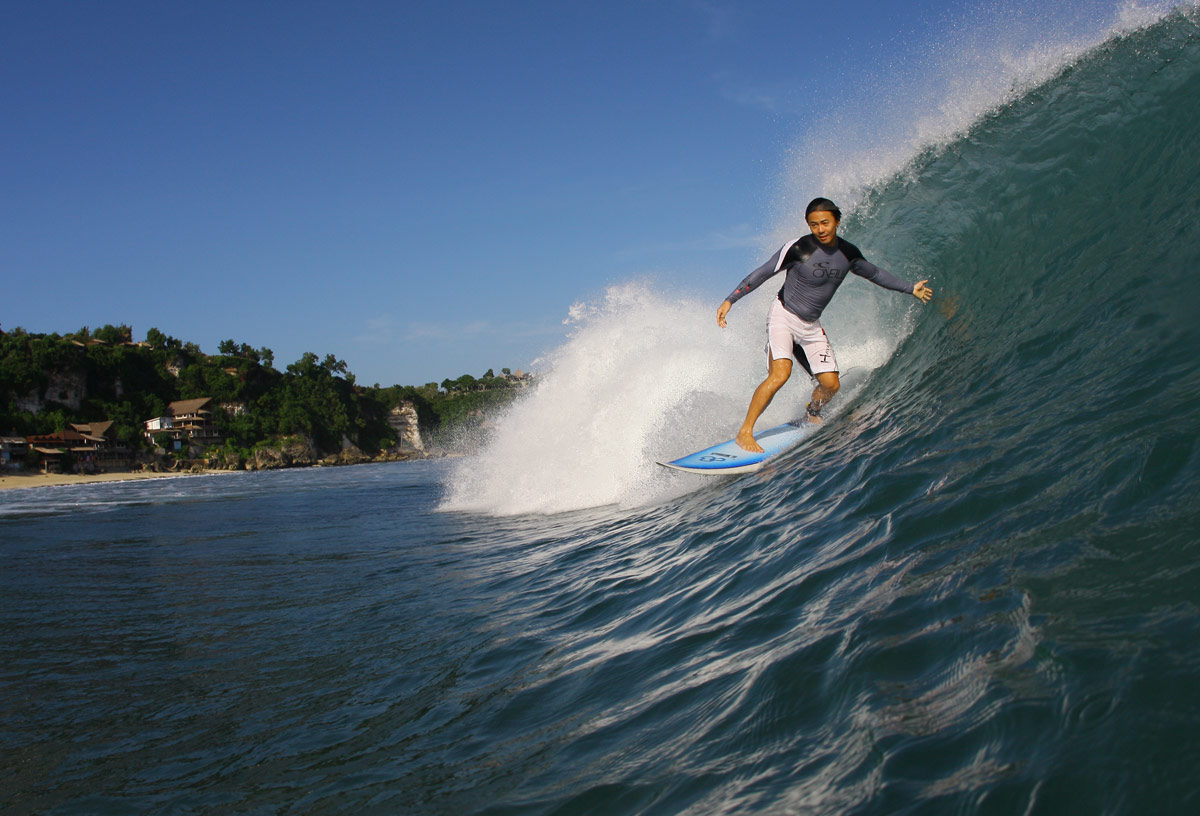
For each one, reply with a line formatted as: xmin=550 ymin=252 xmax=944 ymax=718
xmin=4 ymin=8 xmax=1200 ymax=815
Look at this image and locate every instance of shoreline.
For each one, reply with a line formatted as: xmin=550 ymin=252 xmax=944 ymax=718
xmin=0 ymin=469 xmax=226 ymax=492
xmin=0 ymin=455 xmax=445 ymax=493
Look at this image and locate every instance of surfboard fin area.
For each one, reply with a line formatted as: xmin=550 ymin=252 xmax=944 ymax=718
xmin=657 ymin=420 xmax=816 ymax=475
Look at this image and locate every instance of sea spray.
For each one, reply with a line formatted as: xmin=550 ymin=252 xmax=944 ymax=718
xmin=439 ymin=281 xmax=912 ymax=516
xmin=440 ymin=283 xmax=750 ymax=515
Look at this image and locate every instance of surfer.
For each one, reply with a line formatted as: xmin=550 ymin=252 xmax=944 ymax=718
xmin=717 ymin=197 xmax=933 ymax=453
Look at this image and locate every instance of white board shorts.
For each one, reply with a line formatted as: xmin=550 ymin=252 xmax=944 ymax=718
xmin=766 ymin=298 xmax=839 ymax=375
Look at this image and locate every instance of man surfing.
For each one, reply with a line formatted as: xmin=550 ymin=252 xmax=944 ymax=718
xmin=716 ymin=197 xmax=933 ymax=453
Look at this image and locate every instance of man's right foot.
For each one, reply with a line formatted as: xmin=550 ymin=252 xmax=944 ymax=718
xmin=735 ymin=429 xmax=764 ymax=453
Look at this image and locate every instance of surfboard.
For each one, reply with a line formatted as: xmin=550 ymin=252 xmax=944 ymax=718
xmin=657 ymin=420 xmax=816 ymax=475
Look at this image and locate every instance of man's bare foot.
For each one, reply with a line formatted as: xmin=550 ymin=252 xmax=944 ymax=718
xmin=805 ymin=413 xmax=824 ymax=425
xmin=736 ymin=429 xmax=763 ymax=453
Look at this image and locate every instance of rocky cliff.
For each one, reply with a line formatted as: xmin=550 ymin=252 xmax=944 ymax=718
xmin=387 ymin=401 xmax=425 ymax=451
xmin=15 ymin=367 xmax=89 ymax=413
xmin=246 ymin=436 xmax=320 ymax=471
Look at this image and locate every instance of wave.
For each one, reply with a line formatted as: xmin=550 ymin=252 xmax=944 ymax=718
xmin=440 ymin=3 xmax=1200 ymax=518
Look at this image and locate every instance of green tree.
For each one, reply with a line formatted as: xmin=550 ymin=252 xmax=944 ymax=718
xmin=277 ymin=352 xmax=359 ymax=450
xmin=94 ymin=324 xmax=132 ymax=344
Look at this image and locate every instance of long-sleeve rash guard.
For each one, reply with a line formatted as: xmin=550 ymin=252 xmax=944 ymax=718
xmin=726 ymin=234 xmax=914 ymax=321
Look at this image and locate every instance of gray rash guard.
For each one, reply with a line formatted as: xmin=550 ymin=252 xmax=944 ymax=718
xmin=726 ymin=234 xmax=914 ymax=321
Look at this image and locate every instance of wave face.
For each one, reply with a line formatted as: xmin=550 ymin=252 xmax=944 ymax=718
xmin=431 ymin=7 xmax=1200 ymax=812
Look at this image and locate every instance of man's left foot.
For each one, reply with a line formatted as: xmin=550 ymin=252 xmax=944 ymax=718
xmin=735 ymin=429 xmax=764 ymax=453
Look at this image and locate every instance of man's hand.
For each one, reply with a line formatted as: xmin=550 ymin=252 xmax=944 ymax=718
xmin=717 ymin=300 xmax=733 ymax=328
xmin=913 ymin=280 xmax=933 ymax=303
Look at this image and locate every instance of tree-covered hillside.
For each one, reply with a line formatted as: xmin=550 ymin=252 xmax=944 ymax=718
xmin=0 ymin=324 xmax=530 ymax=455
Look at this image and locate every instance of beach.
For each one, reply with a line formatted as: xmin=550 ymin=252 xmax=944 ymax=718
xmin=0 ymin=469 xmax=217 ymax=491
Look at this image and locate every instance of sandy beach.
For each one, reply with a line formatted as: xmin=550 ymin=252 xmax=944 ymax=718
xmin=0 ymin=469 xmax=218 ymax=492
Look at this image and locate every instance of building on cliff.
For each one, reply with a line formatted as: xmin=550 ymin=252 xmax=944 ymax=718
xmin=144 ymin=397 xmax=223 ymax=454
xmin=2 ymin=435 xmax=28 ymax=471
xmin=69 ymin=420 xmax=132 ymax=469
xmin=25 ymin=420 xmax=130 ymax=473
xmin=503 ymin=369 xmax=535 ymax=388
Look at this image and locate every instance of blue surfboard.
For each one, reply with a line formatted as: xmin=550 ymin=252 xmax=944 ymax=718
xmin=657 ymin=420 xmax=816 ymax=475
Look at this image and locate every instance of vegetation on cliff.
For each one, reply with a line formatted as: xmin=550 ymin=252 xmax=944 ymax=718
xmin=0 ymin=324 xmax=529 ymax=456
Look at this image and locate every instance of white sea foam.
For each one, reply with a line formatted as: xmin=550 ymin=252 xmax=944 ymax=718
xmin=439 ymin=283 xmax=746 ymax=515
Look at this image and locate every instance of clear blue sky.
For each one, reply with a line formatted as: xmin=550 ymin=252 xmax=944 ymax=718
xmin=1 ymin=0 xmax=1130 ymax=386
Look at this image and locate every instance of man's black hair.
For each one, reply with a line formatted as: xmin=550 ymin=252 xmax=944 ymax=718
xmin=804 ymin=197 xmax=842 ymax=221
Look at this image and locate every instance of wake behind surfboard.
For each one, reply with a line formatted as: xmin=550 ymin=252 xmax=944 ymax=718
xmin=657 ymin=420 xmax=817 ymax=475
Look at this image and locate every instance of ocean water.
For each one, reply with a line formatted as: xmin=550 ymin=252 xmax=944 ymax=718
xmin=5 ymin=5 xmax=1200 ymax=815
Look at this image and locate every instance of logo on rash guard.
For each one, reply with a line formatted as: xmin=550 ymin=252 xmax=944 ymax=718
xmin=810 ymin=261 xmax=845 ymax=280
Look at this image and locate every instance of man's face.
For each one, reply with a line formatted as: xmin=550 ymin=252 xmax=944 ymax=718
xmin=807 ymin=211 xmax=839 ymax=245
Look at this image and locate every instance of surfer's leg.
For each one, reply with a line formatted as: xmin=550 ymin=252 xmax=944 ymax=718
xmin=736 ymin=299 xmax=805 ymax=452
xmin=791 ymin=320 xmax=839 ymax=421
xmin=736 ymin=356 xmax=792 ymax=452
xmin=806 ymin=371 xmax=840 ymax=422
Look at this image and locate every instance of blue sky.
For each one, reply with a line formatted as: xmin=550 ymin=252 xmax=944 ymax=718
xmin=2 ymin=0 xmax=1132 ymax=386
